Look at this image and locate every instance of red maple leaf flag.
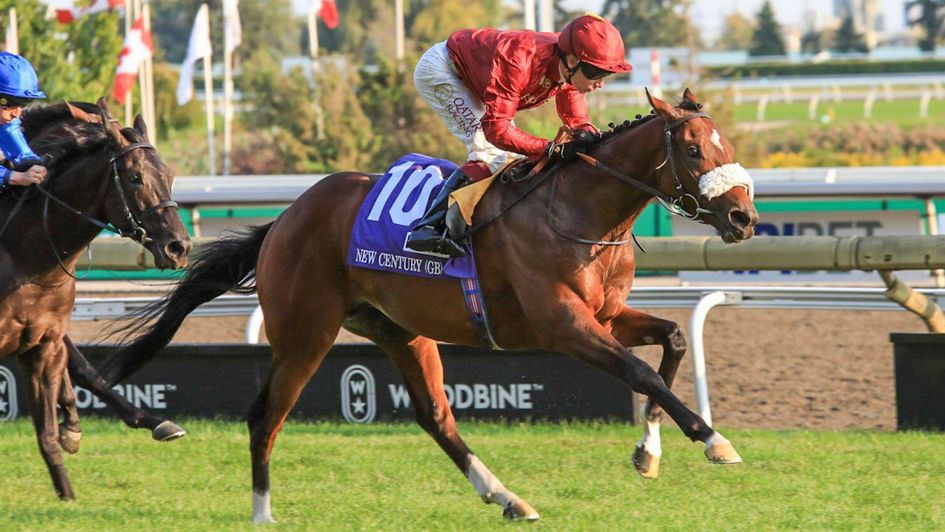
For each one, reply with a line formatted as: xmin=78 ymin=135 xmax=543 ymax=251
xmin=56 ymin=0 xmax=125 ymax=24
xmin=318 ymin=0 xmax=338 ymax=30
xmin=112 ymin=17 xmax=153 ymax=105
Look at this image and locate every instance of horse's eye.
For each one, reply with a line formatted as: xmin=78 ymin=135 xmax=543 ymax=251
xmin=687 ymin=146 xmax=701 ymax=158
xmin=128 ymin=171 xmax=143 ymax=184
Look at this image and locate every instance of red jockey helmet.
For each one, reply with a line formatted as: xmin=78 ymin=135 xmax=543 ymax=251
xmin=558 ymin=14 xmax=632 ymax=74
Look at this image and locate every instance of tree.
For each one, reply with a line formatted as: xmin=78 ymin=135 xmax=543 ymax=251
xmin=749 ymin=1 xmax=786 ymax=57
xmin=601 ymin=0 xmax=701 ymax=49
xmin=0 ymin=0 xmax=123 ymax=103
xmin=833 ymin=14 xmax=867 ymax=53
xmin=715 ymin=12 xmax=754 ymax=51
xmin=906 ymin=0 xmax=945 ymax=52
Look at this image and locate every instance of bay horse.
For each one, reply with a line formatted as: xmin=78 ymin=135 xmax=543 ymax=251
xmin=1 ymin=99 xmax=191 ymax=499
xmin=102 ymin=90 xmax=758 ymax=522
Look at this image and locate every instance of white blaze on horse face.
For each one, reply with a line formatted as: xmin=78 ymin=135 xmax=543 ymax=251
xmin=698 ymin=163 xmax=754 ymax=201
xmin=252 ymin=490 xmax=275 ymax=524
xmin=709 ymin=129 xmax=724 ymax=152
xmin=466 ymin=455 xmax=515 ymax=507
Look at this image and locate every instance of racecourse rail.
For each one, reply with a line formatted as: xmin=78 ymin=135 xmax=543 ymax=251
xmin=75 ymin=234 xmax=945 ymax=427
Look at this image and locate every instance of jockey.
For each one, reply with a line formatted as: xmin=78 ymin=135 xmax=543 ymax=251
xmin=405 ymin=13 xmax=631 ymax=258
xmin=0 ymin=51 xmax=48 ymax=193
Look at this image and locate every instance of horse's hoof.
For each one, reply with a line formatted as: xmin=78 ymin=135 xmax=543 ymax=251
xmin=59 ymin=426 xmax=82 ymax=454
xmin=632 ymin=444 xmax=660 ymax=479
xmin=152 ymin=420 xmax=187 ymax=442
xmin=503 ymin=500 xmax=540 ymax=521
xmin=252 ymin=515 xmax=277 ymax=525
xmin=704 ymin=441 xmax=742 ymax=464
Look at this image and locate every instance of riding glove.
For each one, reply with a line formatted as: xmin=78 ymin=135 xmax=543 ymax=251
xmin=546 ymin=140 xmax=588 ymax=162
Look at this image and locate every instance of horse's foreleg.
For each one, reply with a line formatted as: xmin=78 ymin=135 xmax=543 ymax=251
xmin=537 ymin=305 xmax=741 ymax=467
xmin=22 ymin=343 xmax=75 ymax=500
xmin=57 ymin=369 xmax=82 ymax=454
xmin=609 ymin=306 xmax=688 ymax=478
xmin=64 ymin=336 xmax=185 ymax=441
xmin=344 ymin=306 xmax=539 ymax=521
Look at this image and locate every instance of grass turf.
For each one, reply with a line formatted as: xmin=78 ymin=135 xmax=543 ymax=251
xmin=1 ymin=418 xmax=943 ymax=530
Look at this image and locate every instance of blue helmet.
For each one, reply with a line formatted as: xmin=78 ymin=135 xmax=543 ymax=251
xmin=0 ymin=52 xmax=46 ymax=105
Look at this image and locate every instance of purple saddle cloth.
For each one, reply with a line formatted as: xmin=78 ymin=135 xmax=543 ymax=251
xmin=346 ymin=153 xmax=476 ymax=279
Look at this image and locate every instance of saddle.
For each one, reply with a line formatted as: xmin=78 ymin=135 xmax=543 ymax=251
xmin=445 ymin=127 xmax=573 ymax=240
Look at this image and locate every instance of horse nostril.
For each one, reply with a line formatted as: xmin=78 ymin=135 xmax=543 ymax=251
xmin=165 ymin=239 xmax=191 ymax=259
xmin=729 ymin=209 xmax=753 ymax=229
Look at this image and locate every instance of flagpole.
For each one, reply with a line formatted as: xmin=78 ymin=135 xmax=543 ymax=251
xmin=394 ymin=0 xmax=405 ymax=62
xmin=223 ymin=4 xmax=233 ymax=175
xmin=200 ymin=5 xmax=216 ymax=176
xmin=124 ymin=2 xmax=134 ymax=125
xmin=307 ymin=3 xmax=325 ymax=141
xmin=142 ymin=0 xmax=156 ymax=145
xmin=5 ymin=8 xmax=17 ymax=55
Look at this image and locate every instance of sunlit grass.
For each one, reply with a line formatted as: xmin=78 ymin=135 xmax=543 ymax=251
xmin=1 ymin=419 xmax=943 ymax=530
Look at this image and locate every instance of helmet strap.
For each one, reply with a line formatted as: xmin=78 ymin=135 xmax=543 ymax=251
xmin=560 ymin=52 xmax=581 ymax=85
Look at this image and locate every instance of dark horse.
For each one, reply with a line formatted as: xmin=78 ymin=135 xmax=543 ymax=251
xmin=103 ymin=90 xmax=758 ymax=522
xmin=0 ymin=99 xmax=191 ymax=499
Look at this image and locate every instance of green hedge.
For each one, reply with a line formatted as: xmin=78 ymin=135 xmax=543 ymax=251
xmin=707 ymin=58 xmax=945 ymax=78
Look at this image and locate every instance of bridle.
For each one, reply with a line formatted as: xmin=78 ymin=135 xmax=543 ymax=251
xmin=576 ymin=111 xmax=717 ymax=222
xmin=0 ymin=137 xmax=178 ymax=278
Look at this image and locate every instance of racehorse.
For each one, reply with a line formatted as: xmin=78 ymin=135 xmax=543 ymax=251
xmin=102 ymin=90 xmax=758 ymax=522
xmin=0 ymin=99 xmax=191 ymax=499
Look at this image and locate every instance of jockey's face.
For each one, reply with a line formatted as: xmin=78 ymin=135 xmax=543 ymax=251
xmin=0 ymin=104 xmax=23 ymax=125
xmin=563 ymin=55 xmax=608 ymax=94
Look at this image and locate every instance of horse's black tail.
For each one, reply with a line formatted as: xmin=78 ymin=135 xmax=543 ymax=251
xmin=101 ymin=223 xmax=273 ymax=385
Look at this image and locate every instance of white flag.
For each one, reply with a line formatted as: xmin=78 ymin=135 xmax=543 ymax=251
xmin=223 ymin=0 xmax=241 ymax=55
xmin=177 ymin=3 xmax=212 ymax=105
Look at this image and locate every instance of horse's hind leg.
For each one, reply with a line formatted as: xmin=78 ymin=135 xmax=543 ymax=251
xmin=247 ymin=300 xmax=346 ymax=524
xmin=610 ymin=306 xmax=688 ymax=479
xmin=65 ymin=336 xmax=185 ymax=441
xmin=21 ymin=342 xmax=75 ymax=500
xmin=57 ymin=369 xmax=82 ymax=454
xmin=344 ymin=305 xmax=539 ymax=521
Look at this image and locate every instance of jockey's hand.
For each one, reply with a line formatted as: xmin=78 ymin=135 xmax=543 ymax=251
xmin=546 ymin=140 xmax=589 ymax=162
xmin=572 ymin=128 xmax=602 ymax=144
xmin=10 ymin=164 xmax=46 ymax=186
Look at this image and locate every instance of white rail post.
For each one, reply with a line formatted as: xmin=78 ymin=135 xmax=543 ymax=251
xmin=831 ymin=84 xmax=842 ymax=103
xmin=808 ymin=93 xmax=820 ymax=120
xmin=245 ymin=304 xmax=265 ymax=344
xmin=756 ymin=95 xmax=768 ymax=122
xmin=689 ymin=291 xmax=742 ymax=427
xmin=920 ymin=89 xmax=932 ymax=118
xmin=883 ymin=81 xmax=893 ymax=102
xmin=864 ymin=87 xmax=876 ymax=119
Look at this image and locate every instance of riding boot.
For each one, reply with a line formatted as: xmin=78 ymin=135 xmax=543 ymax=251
xmin=404 ymin=168 xmax=471 ymax=258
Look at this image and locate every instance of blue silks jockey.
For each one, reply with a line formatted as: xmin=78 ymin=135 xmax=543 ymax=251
xmin=0 ymin=51 xmax=48 ymax=192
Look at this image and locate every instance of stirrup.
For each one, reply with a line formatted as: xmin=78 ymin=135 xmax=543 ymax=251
xmin=404 ymin=227 xmax=466 ymax=259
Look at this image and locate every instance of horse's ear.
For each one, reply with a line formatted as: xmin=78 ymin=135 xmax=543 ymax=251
xmin=645 ymin=87 xmax=679 ymax=120
xmin=682 ymin=87 xmax=699 ymax=105
xmin=133 ymin=114 xmax=150 ymax=142
xmin=65 ymin=101 xmax=94 ymax=123
xmin=96 ymin=97 xmax=125 ymax=143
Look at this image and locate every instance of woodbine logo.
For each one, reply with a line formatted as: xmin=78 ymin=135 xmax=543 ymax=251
xmin=341 ymin=365 xmax=377 ymax=423
xmin=0 ymin=366 xmax=17 ymax=421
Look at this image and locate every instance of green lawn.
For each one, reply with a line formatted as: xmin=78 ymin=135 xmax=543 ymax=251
xmin=1 ymin=419 xmax=943 ymax=530
xmin=734 ymin=97 xmax=945 ymax=126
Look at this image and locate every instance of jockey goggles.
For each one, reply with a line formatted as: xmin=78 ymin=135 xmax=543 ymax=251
xmin=0 ymin=94 xmax=32 ymax=108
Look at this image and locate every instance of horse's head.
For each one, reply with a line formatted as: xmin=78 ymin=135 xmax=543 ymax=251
xmin=87 ymin=99 xmax=191 ymax=268
xmin=647 ymin=89 xmax=758 ymax=243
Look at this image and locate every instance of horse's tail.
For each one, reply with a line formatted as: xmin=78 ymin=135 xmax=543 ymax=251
xmin=101 ymin=223 xmax=273 ymax=385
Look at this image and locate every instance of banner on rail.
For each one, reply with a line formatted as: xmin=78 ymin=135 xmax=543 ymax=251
xmin=0 ymin=344 xmax=636 ymax=423
xmin=673 ymin=209 xmax=928 ymax=282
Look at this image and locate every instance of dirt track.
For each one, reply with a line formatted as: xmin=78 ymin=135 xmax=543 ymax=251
xmin=68 ymin=298 xmax=927 ymax=431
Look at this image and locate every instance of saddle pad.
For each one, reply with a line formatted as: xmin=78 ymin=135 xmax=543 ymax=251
xmin=347 ymin=153 xmax=476 ymax=279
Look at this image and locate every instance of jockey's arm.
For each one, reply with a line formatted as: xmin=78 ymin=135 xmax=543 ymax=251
xmin=555 ymin=87 xmax=598 ymax=135
xmin=0 ymin=117 xmax=46 ymax=190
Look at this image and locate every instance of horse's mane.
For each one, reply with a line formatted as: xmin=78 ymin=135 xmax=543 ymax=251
xmin=592 ymin=96 xmax=704 ymax=147
xmin=20 ymin=101 xmax=145 ymax=168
